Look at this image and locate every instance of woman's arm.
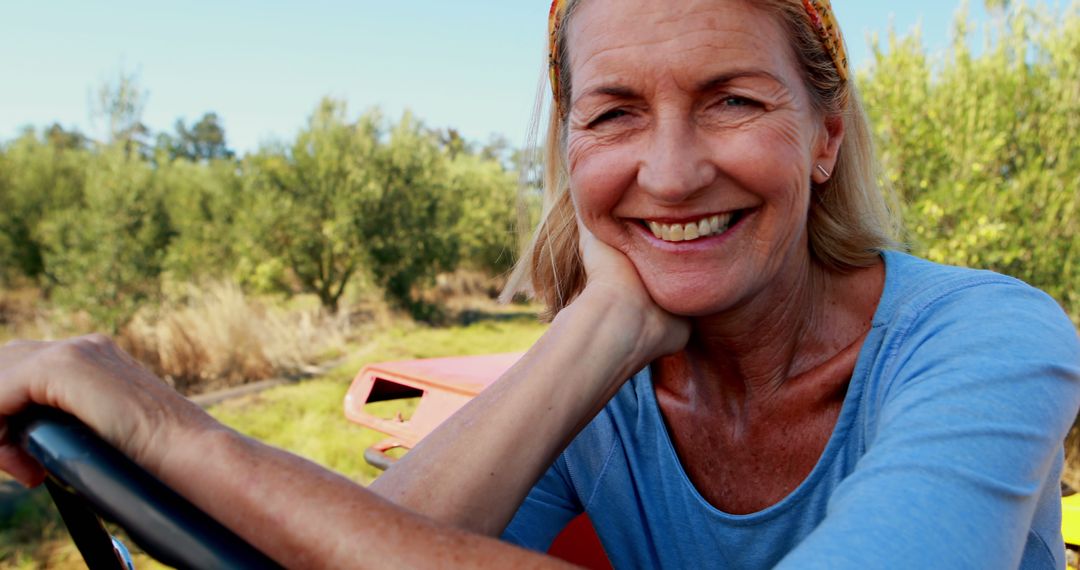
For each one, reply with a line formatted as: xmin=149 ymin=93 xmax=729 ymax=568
xmin=0 ymin=336 xmax=572 ymax=568
xmin=370 ymin=228 xmax=689 ymax=536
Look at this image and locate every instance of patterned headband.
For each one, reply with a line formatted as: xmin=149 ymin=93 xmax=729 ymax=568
xmin=547 ymin=0 xmax=849 ymax=112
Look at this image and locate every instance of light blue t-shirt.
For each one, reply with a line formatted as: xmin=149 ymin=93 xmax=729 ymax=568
xmin=503 ymin=251 xmax=1080 ymax=569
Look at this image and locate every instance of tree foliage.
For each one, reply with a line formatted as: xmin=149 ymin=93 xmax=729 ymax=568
xmin=0 ymin=129 xmax=87 ymax=284
xmin=861 ymin=1 xmax=1080 ymax=324
xmin=39 ymin=145 xmax=173 ymax=331
xmin=90 ymin=67 xmax=150 ymax=151
xmin=244 ymin=99 xmax=380 ymax=312
xmin=1 ymin=2 xmax=1076 ymax=329
xmin=361 ymin=112 xmax=463 ymax=315
xmin=245 ymin=100 xmax=481 ymax=315
xmin=157 ymin=155 xmax=245 ymax=283
xmin=157 ymin=112 xmax=235 ymax=162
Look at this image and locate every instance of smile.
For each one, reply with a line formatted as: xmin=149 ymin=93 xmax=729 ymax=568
xmin=642 ymin=210 xmax=745 ymax=243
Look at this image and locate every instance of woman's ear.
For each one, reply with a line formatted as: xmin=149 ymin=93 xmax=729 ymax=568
xmin=812 ymin=114 xmax=845 ymax=184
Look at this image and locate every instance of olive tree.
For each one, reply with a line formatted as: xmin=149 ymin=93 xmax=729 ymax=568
xmin=861 ymin=1 xmax=1080 ymax=325
xmin=39 ymin=145 xmax=173 ymax=331
xmin=243 ymin=98 xmax=380 ymax=311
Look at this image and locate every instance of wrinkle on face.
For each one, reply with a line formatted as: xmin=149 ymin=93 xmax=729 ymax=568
xmin=563 ymin=0 xmax=834 ymax=319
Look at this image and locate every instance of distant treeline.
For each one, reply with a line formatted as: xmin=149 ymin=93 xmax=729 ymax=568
xmin=0 ymin=96 xmax=528 ymax=329
xmin=0 ymin=1 xmax=1076 ymax=331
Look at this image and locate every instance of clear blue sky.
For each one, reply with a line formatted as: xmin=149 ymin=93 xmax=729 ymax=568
xmin=0 ymin=1 xmax=988 ymax=154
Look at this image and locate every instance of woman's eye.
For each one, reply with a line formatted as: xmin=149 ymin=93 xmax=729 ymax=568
xmin=721 ymin=96 xmax=756 ymax=107
xmin=589 ymin=109 xmax=629 ymax=127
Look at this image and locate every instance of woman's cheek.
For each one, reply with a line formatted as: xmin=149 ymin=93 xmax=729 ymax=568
xmin=569 ymin=135 xmax=633 ymax=205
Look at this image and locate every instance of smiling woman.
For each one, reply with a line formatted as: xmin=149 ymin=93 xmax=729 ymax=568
xmin=514 ymin=0 xmax=895 ymax=319
xmin=372 ymin=0 xmax=1080 ymax=568
xmin=0 ymin=0 xmax=1077 ymax=569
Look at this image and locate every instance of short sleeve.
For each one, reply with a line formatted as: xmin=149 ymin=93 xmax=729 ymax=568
xmin=777 ymin=280 xmax=1080 ymax=569
xmin=501 ymin=454 xmax=583 ymax=551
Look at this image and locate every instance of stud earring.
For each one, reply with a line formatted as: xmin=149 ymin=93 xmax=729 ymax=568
xmin=815 ymin=164 xmax=831 ymax=179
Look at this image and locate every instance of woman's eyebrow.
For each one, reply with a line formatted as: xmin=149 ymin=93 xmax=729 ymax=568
xmin=695 ymin=70 xmax=786 ymax=93
xmin=574 ymin=85 xmax=640 ymax=107
xmin=574 ymin=70 xmax=787 ymax=108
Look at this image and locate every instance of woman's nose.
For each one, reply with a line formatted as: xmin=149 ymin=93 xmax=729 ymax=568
xmin=636 ymin=117 xmax=718 ymax=204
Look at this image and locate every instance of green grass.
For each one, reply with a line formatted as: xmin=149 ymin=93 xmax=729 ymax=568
xmin=0 ymin=315 xmax=547 ymax=569
xmin=207 ymin=315 xmax=547 ymax=485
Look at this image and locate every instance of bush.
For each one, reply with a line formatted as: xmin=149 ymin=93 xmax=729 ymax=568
xmin=118 ymin=281 xmax=351 ymax=394
xmin=0 ymin=129 xmax=87 ymax=285
xmin=158 ymin=156 xmax=247 ymax=283
xmin=39 ymin=145 xmax=172 ymax=332
xmin=243 ymin=99 xmax=382 ymax=312
xmin=861 ymin=1 xmax=1080 ymax=324
xmin=448 ymin=153 xmax=519 ymax=276
xmin=360 ymin=112 xmax=463 ymax=316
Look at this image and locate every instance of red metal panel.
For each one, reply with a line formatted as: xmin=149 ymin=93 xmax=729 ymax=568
xmin=344 ymin=353 xmax=523 ymax=448
xmin=549 ymin=514 xmax=613 ymax=570
xmin=344 ymin=353 xmax=612 ymax=567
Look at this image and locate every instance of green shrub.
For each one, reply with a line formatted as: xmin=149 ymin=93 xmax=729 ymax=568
xmin=861 ymin=1 xmax=1080 ymax=324
xmin=39 ymin=145 xmax=173 ymax=331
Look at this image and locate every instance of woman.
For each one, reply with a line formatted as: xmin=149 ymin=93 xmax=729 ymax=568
xmin=371 ymin=1 xmax=1080 ymax=568
xmin=1 ymin=0 xmax=1077 ymax=568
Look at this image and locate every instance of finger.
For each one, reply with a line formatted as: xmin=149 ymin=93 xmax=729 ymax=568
xmin=0 ymin=422 xmax=45 ymax=487
xmin=0 ymin=445 xmax=46 ymax=488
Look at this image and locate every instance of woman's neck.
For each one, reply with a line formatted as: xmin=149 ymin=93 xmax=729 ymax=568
xmin=654 ymin=257 xmax=883 ymax=416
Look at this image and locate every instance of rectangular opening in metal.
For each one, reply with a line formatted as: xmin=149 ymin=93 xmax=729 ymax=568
xmin=363 ymin=377 xmax=422 ymax=422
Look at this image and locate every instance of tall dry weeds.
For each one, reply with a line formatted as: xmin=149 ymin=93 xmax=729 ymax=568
xmin=119 ymin=282 xmax=351 ymax=394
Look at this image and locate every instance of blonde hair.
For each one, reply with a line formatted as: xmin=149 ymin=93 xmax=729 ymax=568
xmin=505 ymin=0 xmax=901 ymax=320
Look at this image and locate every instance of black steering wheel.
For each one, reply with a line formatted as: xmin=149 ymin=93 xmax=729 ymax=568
xmin=10 ymin=406 xmax=282 ymax=569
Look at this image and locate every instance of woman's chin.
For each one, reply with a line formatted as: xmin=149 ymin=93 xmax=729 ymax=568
xmin=643 ymin=279 xmax=739 ymax=318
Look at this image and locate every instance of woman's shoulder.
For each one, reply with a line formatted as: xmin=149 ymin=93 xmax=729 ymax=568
xmin=875 ymin=249 xmax=1075 ymax=343
xmin=864 ymin=250 xmax=1079 ymax=417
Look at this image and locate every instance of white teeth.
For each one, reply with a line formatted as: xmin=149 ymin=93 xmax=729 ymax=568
xmin=698 ymin=219 xmax=711 ymax=237
xmin=684 ymin=223 xmax=699 ymax=240
xmin=646 ymin=213 xmax=738 ymax=243
xmin=648 ymin=221 xmax=662 ymax=238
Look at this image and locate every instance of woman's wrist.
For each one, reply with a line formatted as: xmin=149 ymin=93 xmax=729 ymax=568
xmin=554 ymin=285 xmax=665 ymax=384
xmin=566 ymin=283 xmax=684 ymax=374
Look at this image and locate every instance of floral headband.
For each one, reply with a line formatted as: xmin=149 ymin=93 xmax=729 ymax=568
xmin=547 ymin=0 xmax=849 ymax=111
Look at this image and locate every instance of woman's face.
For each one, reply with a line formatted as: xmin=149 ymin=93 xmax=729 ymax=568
xmin=565 ymin=0 xmax=842 ymax=317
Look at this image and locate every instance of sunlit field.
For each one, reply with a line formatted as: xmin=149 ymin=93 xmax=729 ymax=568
xmin=0 ymin=314 xmax=547 ymax=568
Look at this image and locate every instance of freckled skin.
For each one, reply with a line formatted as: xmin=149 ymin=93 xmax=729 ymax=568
xmin=565 ymin=0 xmax=884 ymax=514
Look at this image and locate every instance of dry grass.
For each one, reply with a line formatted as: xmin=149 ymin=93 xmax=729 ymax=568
xmin=0 ymin=288 xmax=93 ymax=344
xmin=118 ymin=282 xmax=355 ymax=395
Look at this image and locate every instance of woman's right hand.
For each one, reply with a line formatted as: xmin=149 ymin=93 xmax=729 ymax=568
xmin=0 ymin=334 xmax=215 ymax=487
xmin=574 ymin=223 xmax=690 ymax=368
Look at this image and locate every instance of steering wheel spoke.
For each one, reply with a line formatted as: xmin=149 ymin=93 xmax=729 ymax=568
xmin=12 ymin=406 xmax=281 ymax=570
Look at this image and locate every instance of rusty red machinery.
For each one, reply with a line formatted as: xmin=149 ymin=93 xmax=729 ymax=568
xmin=345 ymin=353 xmax=611 ymax=570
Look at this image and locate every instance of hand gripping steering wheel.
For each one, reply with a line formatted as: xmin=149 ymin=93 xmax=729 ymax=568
xmin=11 ymin=406 xmax=282 ymax=569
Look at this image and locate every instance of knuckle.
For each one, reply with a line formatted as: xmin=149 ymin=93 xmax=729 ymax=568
xmin=49 ymin=342 xmax=83 ymax=363
xmin=82 ymin=333 xmax=114 ymax=347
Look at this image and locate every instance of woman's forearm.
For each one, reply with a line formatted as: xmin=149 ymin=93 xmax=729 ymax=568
xmin=159 ymin=423 xmax=570 ymax=569
xmin=0 ymin=337 xmax=569 ymax=568
xmin=369 ymin=290 xmax=657 ymax=536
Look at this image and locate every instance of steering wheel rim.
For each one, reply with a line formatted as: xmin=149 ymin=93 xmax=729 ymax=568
xmin=11 ymin=406 xmax=281 ymax=570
